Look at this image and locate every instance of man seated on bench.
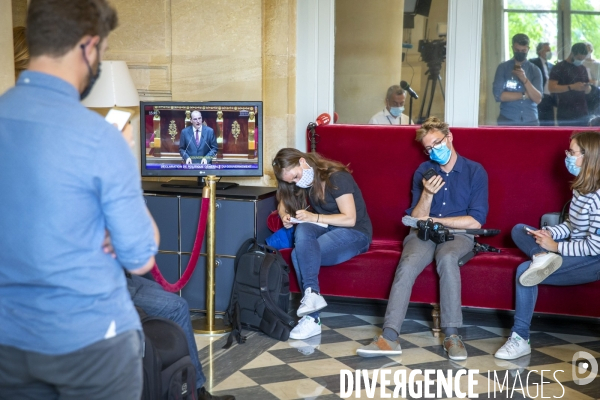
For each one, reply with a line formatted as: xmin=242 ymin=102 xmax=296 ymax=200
xmin=357 ymin=116 xmax=489 ymax=361
xmin=103 ymin=230 xmax=234 ymax=400
xmin=126 ymin=274 xmax=235 ymax=400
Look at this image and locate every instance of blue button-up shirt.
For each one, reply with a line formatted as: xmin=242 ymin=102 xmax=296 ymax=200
xmin=407 ymin=155 xmax=489 ymax=225
xmin=492 ymin=59 xmax=543 ymax=125
xmin=0 ymin=71 xmax=157 ymax=354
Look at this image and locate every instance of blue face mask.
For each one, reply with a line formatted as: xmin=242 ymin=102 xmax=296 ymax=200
xmin=430 ymin=141 xmax=452 ymax=165
xmin=565 ymin=155 xmax=581 ymax=176
xmin=389 ymin=106 xmax=404 ymax=117
xmin=573 ymin=59 xmax=584 ymax=67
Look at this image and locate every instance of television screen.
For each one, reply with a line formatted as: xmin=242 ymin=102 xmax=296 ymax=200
xmin=140 ymin=101 xmax=263 ymax=178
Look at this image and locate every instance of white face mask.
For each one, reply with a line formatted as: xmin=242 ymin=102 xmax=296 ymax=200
xmin=295 ymin=160 xmax=314 ymax=188
xmin=545 ymin=51 xmax=552 ymax=60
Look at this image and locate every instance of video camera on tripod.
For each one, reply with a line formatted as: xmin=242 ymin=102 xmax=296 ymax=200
xmin=418 ymin=39 xmax=446 ymax=65
xmin=416 ymin=39 xmax=447 ymax=124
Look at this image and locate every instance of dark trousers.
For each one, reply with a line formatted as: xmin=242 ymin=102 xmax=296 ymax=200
xmin=0 ymin=330 xmax=142 ymax=400
xmin=127 ymin=274 xmax=206 ymax=390
xmin=538 ymin=95 xmax=555 ymax=126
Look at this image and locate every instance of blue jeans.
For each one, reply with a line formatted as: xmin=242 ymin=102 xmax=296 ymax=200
xmin=127 ymin=275 xmax=206 ymax=390
xmin=511 ymin=224 xmax=600 ymax=339
xmin=291 ymin=223 xmax=370 ymax=315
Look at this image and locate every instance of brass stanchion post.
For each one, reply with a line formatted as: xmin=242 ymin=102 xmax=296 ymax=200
xmin=192 ymin=176 xmax=231 ymax=334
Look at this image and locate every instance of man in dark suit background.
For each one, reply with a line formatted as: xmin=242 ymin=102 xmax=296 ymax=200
xmin=179 ymin=110 xmax=218 ymax=164
xmin=530 ymin=42 xmax=555 ymax=126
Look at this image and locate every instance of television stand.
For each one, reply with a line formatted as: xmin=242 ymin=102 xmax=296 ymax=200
xmin=214 ymin=181 xmax=239 ymax=190
xmin=161 ymin=177 xmax=239 ymax=191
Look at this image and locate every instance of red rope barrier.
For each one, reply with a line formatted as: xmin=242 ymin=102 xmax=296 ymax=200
xmin=151 ymin=196 xmax=210 ymax=292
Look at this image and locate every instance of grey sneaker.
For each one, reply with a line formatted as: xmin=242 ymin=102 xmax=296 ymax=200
xmin=356 ymin=335 xmax=402 ymax=358
xmin=443 ymin=335 xmax=468 ymax=361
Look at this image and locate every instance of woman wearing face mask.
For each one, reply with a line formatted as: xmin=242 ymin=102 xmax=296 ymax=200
xmin=495 ymin=131 xmax=600 ymax=361
xmin=272 ymin=148 xmax=372 ymax=340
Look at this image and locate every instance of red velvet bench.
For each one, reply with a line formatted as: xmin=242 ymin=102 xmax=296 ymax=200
xmin=268 ymin=124 xmax=600 ymax=335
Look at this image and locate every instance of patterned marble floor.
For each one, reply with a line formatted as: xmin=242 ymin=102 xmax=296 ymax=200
xmin=192 ymin=305 xmax=600 ymax=400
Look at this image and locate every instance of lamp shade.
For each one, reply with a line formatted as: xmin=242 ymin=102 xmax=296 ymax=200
xmin=81 ymin=61 xmax=139 ymax=107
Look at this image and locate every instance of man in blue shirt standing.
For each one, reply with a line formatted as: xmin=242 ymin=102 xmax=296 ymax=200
xmin=357 ymin=117 xmax=488 ymax=361
xmin=0 ymin=1 xmax=159 ymax=399
xmin=493 ymin=33 xmax=543 ymax=126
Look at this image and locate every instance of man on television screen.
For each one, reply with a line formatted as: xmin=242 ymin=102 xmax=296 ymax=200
xmin=179 ymin=110 xmax=218 ymax=164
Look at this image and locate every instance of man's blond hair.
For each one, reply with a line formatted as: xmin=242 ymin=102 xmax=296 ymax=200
xmin=415 ymin=116 xmax=450 ymax=142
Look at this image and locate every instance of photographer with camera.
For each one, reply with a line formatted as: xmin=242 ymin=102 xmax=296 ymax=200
xmin=493 ymin=33 xmax=543 ymax=126
xmin=357 ymin=117 xmax=488 ymax=361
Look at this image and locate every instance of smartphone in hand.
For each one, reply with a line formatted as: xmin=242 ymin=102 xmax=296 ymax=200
xmin=105 ymin=109 xmax=132 ymax=131
xmin=524 ymin=226 xmax=535 ymax=234
xmin=423 ymin=168 xmax=438 ymax=181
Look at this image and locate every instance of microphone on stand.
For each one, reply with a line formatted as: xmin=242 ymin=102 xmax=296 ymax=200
xmin=400 ymin=81 xmax=418 ymax=125
xmin=400 ymin=81 xmax=419 ymax=99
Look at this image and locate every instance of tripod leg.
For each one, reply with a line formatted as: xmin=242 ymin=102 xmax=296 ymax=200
xmin=438 ymin=74 xmax=445 ymax=101
xmin=418 ymin=77 xmax=431 ymax=123
xmin=426 ymin=76 xmax=437 ymax=119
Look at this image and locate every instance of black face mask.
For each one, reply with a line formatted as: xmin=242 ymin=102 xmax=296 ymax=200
xmin=513 ymin=51 xmax=527 ymax=62
xmin=80 ymin=43 xmax=101 ymax=100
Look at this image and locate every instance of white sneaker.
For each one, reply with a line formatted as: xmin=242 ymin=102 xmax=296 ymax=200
xmin=289 ymin=315 xmax=322 ymax=340
xmin=495 ymin=332 xmax=532 ymax=360
xmin=297 ymin=288 xmax=327 ymax=317
xmin=519 ymin=253 xmax=562 ymax=286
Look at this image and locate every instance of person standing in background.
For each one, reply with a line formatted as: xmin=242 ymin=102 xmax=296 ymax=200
xmin=492 ymin=33 xmax=543 ymax=126
xmin=0 ymin=1 xmax=159 ymax=398
xmin=529 ymin=42 xmax=555 ymax=126
xmin=549 ymin=43 xmax=592 ymax=126
xmin=583 ymin=42 xmax=600 ymax=86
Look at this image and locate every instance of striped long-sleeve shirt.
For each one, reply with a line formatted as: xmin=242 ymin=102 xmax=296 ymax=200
xmin=545 ymin=189 xmax=600 ymax=256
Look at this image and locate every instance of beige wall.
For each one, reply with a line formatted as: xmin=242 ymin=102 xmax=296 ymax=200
xmin=4 ymin=0 xmax=296 ymax=187
xmin=104 ymin=0 xmax=296 ymax=187
xmin=11 ymin=0 xmax=27 ymax=27
xmin=401 ymin=0 xmax=448 ymax=123
xmin=0 ymin=2 xmax=15 ymax=94
xmin=334 ymin=0 xmax=405 ymax=125
xmin=334 ymin=0 xmax=448 ymax=125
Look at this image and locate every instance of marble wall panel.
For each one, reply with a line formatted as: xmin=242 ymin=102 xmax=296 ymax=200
xmin=11 ymin=0 xmax=27 ymax=27
xmin=334 ymin=0 xmax=405 ymax=125
xmin=1 ymin=2 xmax=15 ymax=94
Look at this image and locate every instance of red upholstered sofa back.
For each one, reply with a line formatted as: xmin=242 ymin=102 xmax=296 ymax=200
xmin=314 ymin=125 xmax=581 ymax=248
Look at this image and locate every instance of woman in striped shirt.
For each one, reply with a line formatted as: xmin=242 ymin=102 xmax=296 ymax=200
xmin=495 ymin=130 xmax=600 ymax=360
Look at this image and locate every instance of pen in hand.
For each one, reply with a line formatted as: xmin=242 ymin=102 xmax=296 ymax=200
xmin=295 ymin=205 xmax=312 ymax=220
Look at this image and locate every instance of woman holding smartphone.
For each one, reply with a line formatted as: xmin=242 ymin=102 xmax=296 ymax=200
xmin=272 ymin=148 xmax=372 ymax=340
xmin=495 ymin=131 xmax=600 ymax=360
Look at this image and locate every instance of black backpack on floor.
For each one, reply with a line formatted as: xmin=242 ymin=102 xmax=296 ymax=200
xmin=223 ymin=238 xmax=295 ymax=348
xmin=141 ymin=316 xmax=196 ymax=400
